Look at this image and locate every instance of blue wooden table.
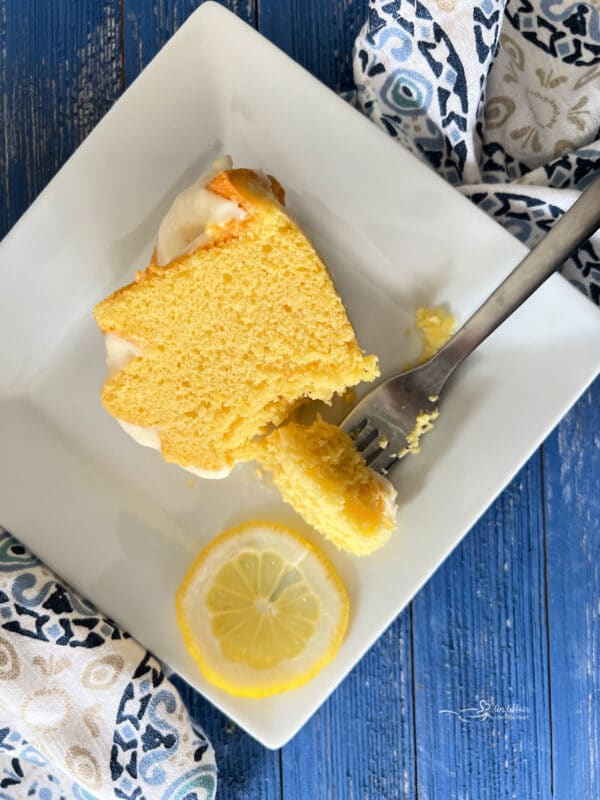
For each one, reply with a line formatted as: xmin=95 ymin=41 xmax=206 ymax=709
xmin=1 ymin=2 xmax=598 ymax=797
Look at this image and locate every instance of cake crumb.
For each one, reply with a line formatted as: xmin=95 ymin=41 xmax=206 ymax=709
xmin=406 ymin=409 xmax=439 ymax=454
xmin=415 ymin=306 xmax=456 ymax=363
xmin=402 ymin=305 xmax=455 ymax=371
xmin=187 ymin=478 xmax=195 ymax=488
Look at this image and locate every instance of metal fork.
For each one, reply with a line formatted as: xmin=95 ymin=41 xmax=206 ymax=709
xmin=341 ymin=174 xmax=600 ymax=476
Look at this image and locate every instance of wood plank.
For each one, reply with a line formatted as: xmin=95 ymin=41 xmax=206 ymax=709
xmin=411 ymin=456 xmax=552 ymax=798
xmin=544 ymin=376 xmax=600 ymax=798
xmin=170 ymin=674 xmax=282 ymax=800
xmin=0 ymin=0 xmax=122 ymax=238
xmin=122 ymin=0 xmax=256 ymax=85
xmin=281 ymin=612 xmax=416 ymax=800
xmin=258 ymin=0 xmax=368 ymax=93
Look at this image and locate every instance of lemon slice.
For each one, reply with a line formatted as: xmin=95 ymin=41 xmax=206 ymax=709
xmin=176 ymin=521 xmax=349 ymax=697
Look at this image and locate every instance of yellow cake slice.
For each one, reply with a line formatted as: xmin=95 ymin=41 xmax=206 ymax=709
xmin=253 ymin=416 xmax=398 ymax=556
xmin=94 ymin=166 xmax=378 ymax=474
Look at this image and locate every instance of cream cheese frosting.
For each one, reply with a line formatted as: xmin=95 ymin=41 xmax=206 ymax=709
xmin=156 ymin=156 xmax=247 ymax=266
xmin=103 ymin=157 xmax=245 ymax=479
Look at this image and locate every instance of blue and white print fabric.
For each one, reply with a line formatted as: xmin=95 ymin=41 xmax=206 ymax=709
xmin=0 ymin=529 xmax=216 ymax=800
xmin=354 ymin=0 xmax=600 ymax=304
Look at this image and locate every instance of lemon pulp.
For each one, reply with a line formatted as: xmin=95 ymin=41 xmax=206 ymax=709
xmin=207 ymin=550 xmax=320 ymax=669
xmin=176 ymin=521 xmax=349 ymax=697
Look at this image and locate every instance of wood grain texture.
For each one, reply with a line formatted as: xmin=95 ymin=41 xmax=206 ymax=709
xmin=171 ymin=674 xmax=282 ymax=800
xmin=258 ymin=0 xmax=368 ymax=92
xmin=281 ymin=613 xmax=416 ymax=800
xmin=544 ymin=378 xmax=600 ymax=799
xmin=412 ymin=456 xmax=552 ymax=800
xmin=0 ymin=0 xmax=122 ymax=238
xmin=122 ymin=0 xmax=256 ymax=86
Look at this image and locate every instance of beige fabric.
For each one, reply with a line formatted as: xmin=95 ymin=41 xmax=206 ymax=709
xmin=0 ymin=528 xmax=216 ymax=800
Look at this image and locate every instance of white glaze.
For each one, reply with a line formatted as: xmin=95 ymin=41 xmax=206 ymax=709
xmin=156 ymin=155 xmax=246 ymax=266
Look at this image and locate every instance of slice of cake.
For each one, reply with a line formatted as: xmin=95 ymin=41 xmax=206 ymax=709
xmin=253 ymin=416 xmax=398 ymax=556
xmin=94 ymin=162 xmax=378 ymax=475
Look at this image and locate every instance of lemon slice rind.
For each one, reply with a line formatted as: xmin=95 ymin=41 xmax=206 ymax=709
xmin=176 ymin=520 xmax=349 ymax=698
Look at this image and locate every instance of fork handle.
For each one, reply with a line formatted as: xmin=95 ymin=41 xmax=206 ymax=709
xmin=434 ymin=173 xmax=600 ymax=380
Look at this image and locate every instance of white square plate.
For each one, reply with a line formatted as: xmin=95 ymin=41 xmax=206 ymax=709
xmin=1 ymin=2 xmax=599 ymax=749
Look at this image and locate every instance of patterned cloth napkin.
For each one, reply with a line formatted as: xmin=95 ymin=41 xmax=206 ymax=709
xmin=0 ymin=529 xmax=216 ymax=800
xmin=353 ymin=0 xmax=600 ymax=304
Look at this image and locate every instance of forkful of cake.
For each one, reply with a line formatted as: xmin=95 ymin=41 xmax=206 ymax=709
xmin=342 ymin=173 xmax=600 ymax=476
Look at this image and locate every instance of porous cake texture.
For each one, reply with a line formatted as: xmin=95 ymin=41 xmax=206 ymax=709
xmin=94 ymin=169 xmax=378 ymax=474
xmin=254 ymin=417 xmax=397 ymax=556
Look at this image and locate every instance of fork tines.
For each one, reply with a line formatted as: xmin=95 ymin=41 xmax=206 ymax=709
xmin=349 ymin=417 xmax=405 ymax=476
